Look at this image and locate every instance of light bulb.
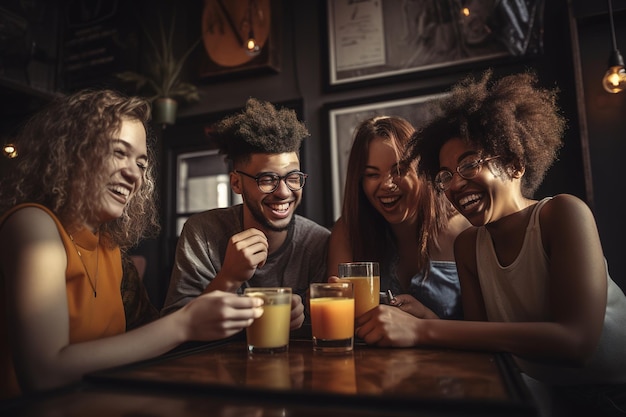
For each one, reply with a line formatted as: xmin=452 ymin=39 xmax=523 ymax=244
xmin=245 ymin=35 xmax=261 ymax=56
xmin=603 ymin=49 xmax=626 ymax=93
xmin=3 ymin=144 xmax=18 ymax=158
xmin=603 ymin=65 xmax=626 ymax=93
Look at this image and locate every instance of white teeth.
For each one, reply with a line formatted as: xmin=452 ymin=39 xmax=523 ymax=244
xmin=459 ymin=193 xmax=481 ymax=207
xmin=380 ymin=196 xmax=400 ymax=205
xmin=110 ymin=185 xmax=130 ymax=197
xmin=269 ymin=203 xmax=289 ymax=212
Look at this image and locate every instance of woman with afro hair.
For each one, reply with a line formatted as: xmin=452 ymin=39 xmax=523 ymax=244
xmin=355 ymin=71 xmax=626 ymax=416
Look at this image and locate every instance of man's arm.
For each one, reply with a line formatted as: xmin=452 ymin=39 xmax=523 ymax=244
xmin=161 ymin=217 xmax=218 ymax=316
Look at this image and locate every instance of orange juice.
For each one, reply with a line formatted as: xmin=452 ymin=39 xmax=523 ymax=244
xmin=309 ymin=297 xmax=355 ymax=340
xmin=246 ymin=303 xmax=291 ymax=348
xmin=244 ymin=287 xmax=291 ymax=353
xmin=341 ymin=275 xmax=380 ymax=317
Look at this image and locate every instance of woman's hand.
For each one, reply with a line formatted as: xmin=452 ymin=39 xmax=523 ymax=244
xmin=355 ymin=305 xmax=421 ymax=347
xmin=390 ymin=294 xmax=439 ymax=319
xmin=181 ymin=290 xmax=264 ymax=341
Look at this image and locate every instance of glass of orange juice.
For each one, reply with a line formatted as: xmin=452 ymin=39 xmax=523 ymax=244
xmin=309 ymin=282 xmax=354 ymax=353
xmin=338 ymin=262 xmax=380 ymax=317
xmin=244 ymin=287 xmax=292 ymax=354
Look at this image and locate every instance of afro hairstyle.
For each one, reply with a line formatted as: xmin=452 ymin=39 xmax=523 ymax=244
xmin=210 ymin=98 xmax=310 ymax=164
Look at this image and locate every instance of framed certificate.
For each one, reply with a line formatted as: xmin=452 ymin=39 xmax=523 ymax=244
xmin=326 ymin=0 xmax=545 ymax=88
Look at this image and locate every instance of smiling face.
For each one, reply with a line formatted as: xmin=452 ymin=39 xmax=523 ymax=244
xmin=361 ymin=137 xmax=420 ymax=226
xmin=91 ymin=118 xmax=147 ymax=231
xmin=232 ymin=152 xmax=302 ymax=233
xmin=438 ymin=137 xmax=521 ymax=227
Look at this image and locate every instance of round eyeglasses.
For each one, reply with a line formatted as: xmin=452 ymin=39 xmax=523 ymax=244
xmin=235 ymin=170 xmax=308 ymax=193
xmin=434 ymin=156 xmax=500 ymax=192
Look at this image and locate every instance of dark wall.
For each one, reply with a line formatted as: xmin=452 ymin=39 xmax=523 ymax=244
xmin=572 ymin=1 xmax=626 ymax=289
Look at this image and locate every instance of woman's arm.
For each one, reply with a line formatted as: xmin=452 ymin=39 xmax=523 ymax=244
xmin=357 ymin=195 xmax=609 ymax=366
xmin=453 ymin=227 xmax=488 ymax=321
xmin=1 ymin=207 xmax=263 ymax=394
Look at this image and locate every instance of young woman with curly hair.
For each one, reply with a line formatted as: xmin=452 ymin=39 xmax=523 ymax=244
xmin=355 ymin=71 xmax=626 ymax=415
xmin=0 ymin=90 xmax=264 ymax=399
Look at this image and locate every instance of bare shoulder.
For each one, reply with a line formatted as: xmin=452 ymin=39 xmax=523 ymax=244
xmin=328 ymin=216 xmax=349 ymax=246
xmin=539 ymin=194 xmax=595 ymax=224
xmin=327 ymin=217 xmax=352 ymax=276
xmin=539 ymin=194 xmax=599 ymax=251
xmin=0 ymin=206 xmax=61 ymax=246
xmin=431 ymin=213 xmax=471 ymax=260
xmin=0 ymin=206 xmax=64 ymax=279
xmin=447 ymin=213 xmax=472 ymax=237
xmin=454 ymin=225 xmax=478 ymax=251
xmin=330 ymin=216 xmax=348 ymax=235
xmin=452 ymin=225 xmax=479 ymax=280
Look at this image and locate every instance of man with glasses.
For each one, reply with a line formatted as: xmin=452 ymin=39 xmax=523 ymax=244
xmin=161 ymin=99 xmax=330 ymax=331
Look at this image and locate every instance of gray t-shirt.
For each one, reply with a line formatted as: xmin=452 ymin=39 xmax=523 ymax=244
xmin=161 ymin=205 xmax=330 ymax=316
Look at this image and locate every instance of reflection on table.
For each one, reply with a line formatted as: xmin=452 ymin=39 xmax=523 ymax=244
xmin=1 ymin=330 xmax=537 ymax=417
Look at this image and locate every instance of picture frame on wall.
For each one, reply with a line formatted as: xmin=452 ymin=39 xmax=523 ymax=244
xmin=327 ymin=91 xmax=447 ymax=220
xmin=326 ymin=0 xmax=545 ymax=88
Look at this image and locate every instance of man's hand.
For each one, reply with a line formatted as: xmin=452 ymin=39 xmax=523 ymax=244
xmin=290 ymin=294 xmax=305 ymax=330
xmin=212 ymin=228 xmax=268 ymax=292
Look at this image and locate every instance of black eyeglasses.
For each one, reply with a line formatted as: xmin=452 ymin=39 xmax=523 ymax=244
xmin=235 ymin=170 xmax=308 ymax=193
xmin=434 ymin=156 xmax=500 ymax=192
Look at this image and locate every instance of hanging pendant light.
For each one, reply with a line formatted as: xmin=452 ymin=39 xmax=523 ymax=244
xmin=602 ymin=0 xmax=626 ymax=93
xmin=243 ymin=0 xmax=261 ymax=56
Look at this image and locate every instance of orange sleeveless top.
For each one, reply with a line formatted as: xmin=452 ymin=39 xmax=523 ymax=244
xmin=0 ymin=204 xmax=126 ymax=399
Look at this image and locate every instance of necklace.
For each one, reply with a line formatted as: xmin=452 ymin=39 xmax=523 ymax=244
xmin=69 ymin=234 xmax=99 ymax=298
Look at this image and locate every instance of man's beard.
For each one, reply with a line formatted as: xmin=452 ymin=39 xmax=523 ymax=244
xmin=243 ymin=192 xmax=296 ymax=232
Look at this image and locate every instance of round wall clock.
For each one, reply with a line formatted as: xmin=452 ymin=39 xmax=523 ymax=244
xmin=202 ymin=0 xmax=271 ymax=68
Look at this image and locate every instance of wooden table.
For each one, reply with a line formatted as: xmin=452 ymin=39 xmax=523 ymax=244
xmin=0 ymin=327 xmax=537 ymax=416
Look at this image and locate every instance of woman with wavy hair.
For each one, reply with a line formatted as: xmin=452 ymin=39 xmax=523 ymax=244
xmin=327 ymin=115 xmax=469 ymax=319
xmin=0 ymin=89 xmax=263 ymax=399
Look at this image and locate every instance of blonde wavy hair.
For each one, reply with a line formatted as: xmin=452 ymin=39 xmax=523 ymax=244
xmin=0 ymin=89 xmax=160 ymax=249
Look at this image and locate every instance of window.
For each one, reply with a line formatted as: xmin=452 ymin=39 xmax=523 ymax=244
xmin=175 ymin=149 xmax=242 ymax=236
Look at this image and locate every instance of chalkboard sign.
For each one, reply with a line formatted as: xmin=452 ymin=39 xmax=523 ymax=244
xmin=61 ymin=0 xmax=140 ymax=91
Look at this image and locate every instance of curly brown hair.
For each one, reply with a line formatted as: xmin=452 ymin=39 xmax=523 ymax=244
xmin=210 ymin=98 xmax=310 ymax=165
xmin=0 ymin=89 xmax=160 ymax=249
xmin=404 ymin=70 xmax=566 ymax=197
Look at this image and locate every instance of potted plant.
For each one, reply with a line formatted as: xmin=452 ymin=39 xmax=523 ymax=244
xmin=116 ymin=15 xmax=200 ymax=126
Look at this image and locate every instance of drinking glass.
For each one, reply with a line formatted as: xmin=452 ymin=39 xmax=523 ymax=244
xmin=338 ymin=262 xmax=380 ymax=317
xmin=244 ymin=287 xmax=292 ymax=354
xmin=309 ymin=282 xmax=354 ymax=353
